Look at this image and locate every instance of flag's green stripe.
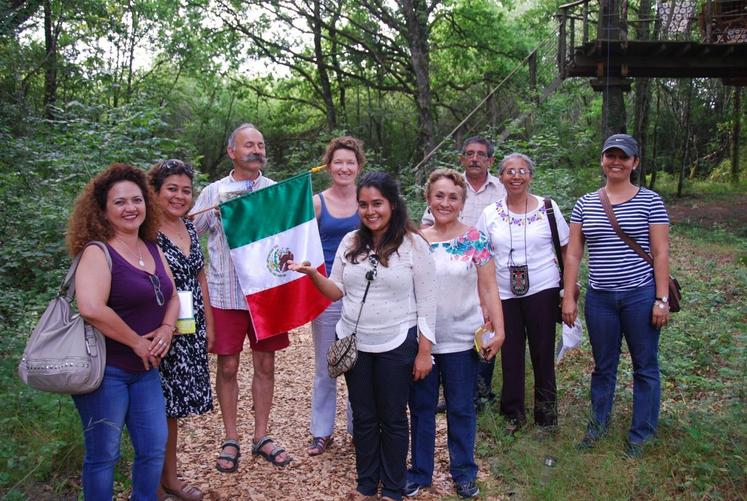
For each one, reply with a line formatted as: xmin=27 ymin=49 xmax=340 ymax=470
xmin=221 ymin=173 xmax=314 ymax=249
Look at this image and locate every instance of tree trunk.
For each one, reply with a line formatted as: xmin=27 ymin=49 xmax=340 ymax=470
xmin=125 ymin=0 xmax=138 ymax=102
xmin=677 ymin=80 xmax=693 ymax=197
xmin=399 ymin=0 xmax=434 ymax=180
xmin=43 ymin=0 xmax=58 ymax=118
xmin=633 ymin=0 xmax=653 ymax=186
xmin=650 ymin=87 xmax=660 ymax=189
xmin=732 ymin=87 xmax=741 ymax=184
xmin=312 ymin=0 xmax=337 ymax=131
xmin=602 ymin=86 xmax=627 ymax=138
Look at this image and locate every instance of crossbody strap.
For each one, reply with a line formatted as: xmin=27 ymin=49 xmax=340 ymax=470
xmin=351 ymin=256 xmax=378 ymax=337
xmin=544 ymin=197 xmax=564 ymax=280
xmin=62 ymin=241 xmax=112 ymax=301
xmin=597 ymin=189 xmax=654 ymax=267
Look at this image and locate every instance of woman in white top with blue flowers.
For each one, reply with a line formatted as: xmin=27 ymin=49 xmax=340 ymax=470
xmin=405 ymin=169 xmax=505 ymax=500
xmin=477 ymin=153 xmax=569 ymax=432
xmin=290 ymin=172 xmax=436 ymax=501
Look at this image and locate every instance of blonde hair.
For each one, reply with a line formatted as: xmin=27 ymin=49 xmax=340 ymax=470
xmin=424 ymin=168 xmax=467 ymax=203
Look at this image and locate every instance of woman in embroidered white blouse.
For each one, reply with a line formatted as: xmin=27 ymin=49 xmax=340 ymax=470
xmin=476 ymin=153 xmax=569 ymax=432
xmin=290 ymin=172 xmax=436 ymax=501
xmin=405 ymin=169 xmax=505 ymax=500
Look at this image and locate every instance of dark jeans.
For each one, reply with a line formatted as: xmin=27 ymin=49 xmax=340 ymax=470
xmin=585 ymin=284 xmax=660 ymax=444
xmin=499 ymin=287 xmax=559 ymax=426
xmin=408 ymin=349 xmax=478 ymax=486
xmin=345 ymin=327 xmax=418 ymax=501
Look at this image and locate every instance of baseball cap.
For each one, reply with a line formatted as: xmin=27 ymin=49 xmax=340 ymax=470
xmin=602 ymin=134 xmax=639 ymax=157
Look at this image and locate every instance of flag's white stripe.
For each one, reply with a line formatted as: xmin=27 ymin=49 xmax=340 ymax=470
xmin=230 ymin=219 xmax=324 ymax=295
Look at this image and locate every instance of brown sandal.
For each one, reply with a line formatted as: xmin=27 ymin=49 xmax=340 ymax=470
xmin=162 ymin=482 xmax=204 ymax=501
xmin=307 ymin=435 xmax=333 ymax=456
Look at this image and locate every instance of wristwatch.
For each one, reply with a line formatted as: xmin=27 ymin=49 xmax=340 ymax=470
xmin=655 ymin=296 xmax=669 ymax=310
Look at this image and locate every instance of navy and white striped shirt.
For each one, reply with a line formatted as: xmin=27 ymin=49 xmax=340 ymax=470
xmin=571 ymin=188 xmax=669 ymax=291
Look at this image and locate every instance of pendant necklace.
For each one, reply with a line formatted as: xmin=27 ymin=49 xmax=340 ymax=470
xmin=116 ymin=236 xmax=145 ymax=267
xmin=507 ymin=196 xmax=529 ymax=296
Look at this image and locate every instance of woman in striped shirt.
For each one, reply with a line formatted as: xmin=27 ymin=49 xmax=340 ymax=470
xmin=562 ymin=134 xmax=671 ymax=458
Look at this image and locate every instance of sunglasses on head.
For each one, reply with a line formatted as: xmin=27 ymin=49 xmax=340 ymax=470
xmin=160 ymin=159 xmax=194 ymax=175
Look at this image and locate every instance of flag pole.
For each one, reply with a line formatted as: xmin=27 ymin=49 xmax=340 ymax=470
xmin=188 ymin=164 xmax=327 ymax=218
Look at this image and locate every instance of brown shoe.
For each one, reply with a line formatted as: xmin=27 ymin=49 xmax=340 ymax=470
xmin=345 ymin=490 xmax=376 ymax=500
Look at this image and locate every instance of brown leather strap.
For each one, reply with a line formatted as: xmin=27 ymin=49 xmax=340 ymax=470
xmin=597 ymin=188 xmax=654 ymax=267
xmin=544 ymin=197 xmax=564 ymax=279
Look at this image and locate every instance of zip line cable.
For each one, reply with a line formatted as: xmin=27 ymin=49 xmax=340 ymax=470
xmin=411 ymin=35 xmax=556 ymax=174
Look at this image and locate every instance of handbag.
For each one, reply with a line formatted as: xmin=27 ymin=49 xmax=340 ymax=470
xmin=598 ymin=189 xmax=682 ymax=312
xmin=18 ymin=241 xmax=111 ymax=394
xmin=327 ymin=254 xmax=378 ymax=378
xmin=545 ymin=198 xmax=580 ymax=323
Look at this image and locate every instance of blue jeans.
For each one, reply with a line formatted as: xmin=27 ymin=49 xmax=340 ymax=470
xmin=73 ymin=365 xmax=167 ymax=501
xmin=310 ymin=300 xmax=353 ymax=437
xmin=585 ymin=284 xmax=661 ymax=444
xmin=345 ymin=327 xmax=418 ymax=501
xmin=408 ymin=349 xmax=478 ymax=486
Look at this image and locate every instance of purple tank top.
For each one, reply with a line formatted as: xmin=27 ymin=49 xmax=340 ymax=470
xmin=318 ymin=193 xmax=360 ymax=276
xmin=105 ymin=240 xmax=174 ymax=372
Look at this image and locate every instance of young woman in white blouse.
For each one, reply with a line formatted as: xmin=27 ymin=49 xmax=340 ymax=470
xmin=290 ymin=172 xmax=436 ymax=501
xmin=476 ymin=153 xmax=569 ymax=432
xmin=405 ymin=169 xmax=505 ymax=500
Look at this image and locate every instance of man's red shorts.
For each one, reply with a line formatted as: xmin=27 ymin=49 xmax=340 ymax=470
xmin=210 ymin=307 xmax=290 ymax=355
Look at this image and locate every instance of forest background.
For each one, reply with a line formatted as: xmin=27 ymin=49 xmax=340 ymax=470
xmin=0 ymin=0 xmax=745 ymax=499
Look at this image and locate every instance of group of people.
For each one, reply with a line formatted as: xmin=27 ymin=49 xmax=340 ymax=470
xmin=64 ymin=122 xmax=671 ymax=500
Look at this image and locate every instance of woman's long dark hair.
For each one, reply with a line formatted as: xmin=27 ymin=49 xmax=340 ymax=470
xmin=345 ymin=171 xmax=419 ymax=267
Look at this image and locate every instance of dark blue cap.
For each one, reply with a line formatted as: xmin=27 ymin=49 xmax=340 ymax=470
xmin=602 ymin=134 xmax=639 ymax=157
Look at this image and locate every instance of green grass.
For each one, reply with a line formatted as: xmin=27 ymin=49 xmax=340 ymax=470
xmin=475 ymin=197 xmax=747 ymax=500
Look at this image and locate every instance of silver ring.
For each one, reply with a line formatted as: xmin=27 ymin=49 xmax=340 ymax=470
xmin=158 ymin=339 xmax=164 ymax=345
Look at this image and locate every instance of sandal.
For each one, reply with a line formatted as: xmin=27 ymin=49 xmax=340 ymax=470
xmin=252 ymin=435 xmax=292 ymax=467
xmin=308 ymin=435 xmax=333 ymax=456
xmin=215 ymin=439 xmax=241 ymax=473
xmin=162 ymin=482 xmax=204 ymax=501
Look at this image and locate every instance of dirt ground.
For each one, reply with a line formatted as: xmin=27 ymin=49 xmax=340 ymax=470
xmin=164 ymin=326 xmax=495 ymax=501
xmin=126 ymin=192 xmax=744 ymax=501
xmin=667 ymin=193 xmax=747 ymax=233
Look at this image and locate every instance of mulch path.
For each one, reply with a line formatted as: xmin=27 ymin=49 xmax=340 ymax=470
xmin=155 ymin=326 xmax=495 ymax=500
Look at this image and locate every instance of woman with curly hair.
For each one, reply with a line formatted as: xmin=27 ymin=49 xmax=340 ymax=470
xmin=67 ymin=163 xmax=179 ymax=501
xmin=290 ymin=172 xmax=436 ymax=501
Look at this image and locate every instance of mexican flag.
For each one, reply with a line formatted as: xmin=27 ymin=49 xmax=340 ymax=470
xmin=220 ymin=173 xmax=331 ymax=340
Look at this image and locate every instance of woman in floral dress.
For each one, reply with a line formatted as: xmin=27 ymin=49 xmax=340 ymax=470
xmin=149 ymin=160 xmax=214 ymax=501
xmin=405 ymin=168 xmax=505 ymax=499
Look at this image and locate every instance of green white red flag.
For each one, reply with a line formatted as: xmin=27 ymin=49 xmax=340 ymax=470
xmin=220 ymin=173 xmax=330 ymax=340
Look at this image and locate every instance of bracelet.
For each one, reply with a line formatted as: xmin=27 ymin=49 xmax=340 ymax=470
xmin=161 ymin=323 xmax=176 ymax=333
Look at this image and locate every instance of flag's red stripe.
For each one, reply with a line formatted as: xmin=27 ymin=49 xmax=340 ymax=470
xmin=247 ymin=264 xmax=332 ymax=340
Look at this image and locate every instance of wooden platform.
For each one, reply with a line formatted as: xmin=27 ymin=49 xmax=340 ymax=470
xmin=565 ymin=40 xmax=747 ymax=79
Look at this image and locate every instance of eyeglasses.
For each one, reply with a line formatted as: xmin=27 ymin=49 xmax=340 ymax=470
xmin=463 ymin=151 xmax=488 ymax=159
xmin=148 ymin=274 xmax=165 ymax=306
xmin=501 ymin=167 xmax=531 ymax=176
xmin=366 ymin=254 xmax=379 ymax=281
xmin=160 ymin=159 xmax=194 ymax=175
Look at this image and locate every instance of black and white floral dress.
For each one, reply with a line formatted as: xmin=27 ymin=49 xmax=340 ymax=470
xmin=157 ymin=219 xmax=213 ymax=418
